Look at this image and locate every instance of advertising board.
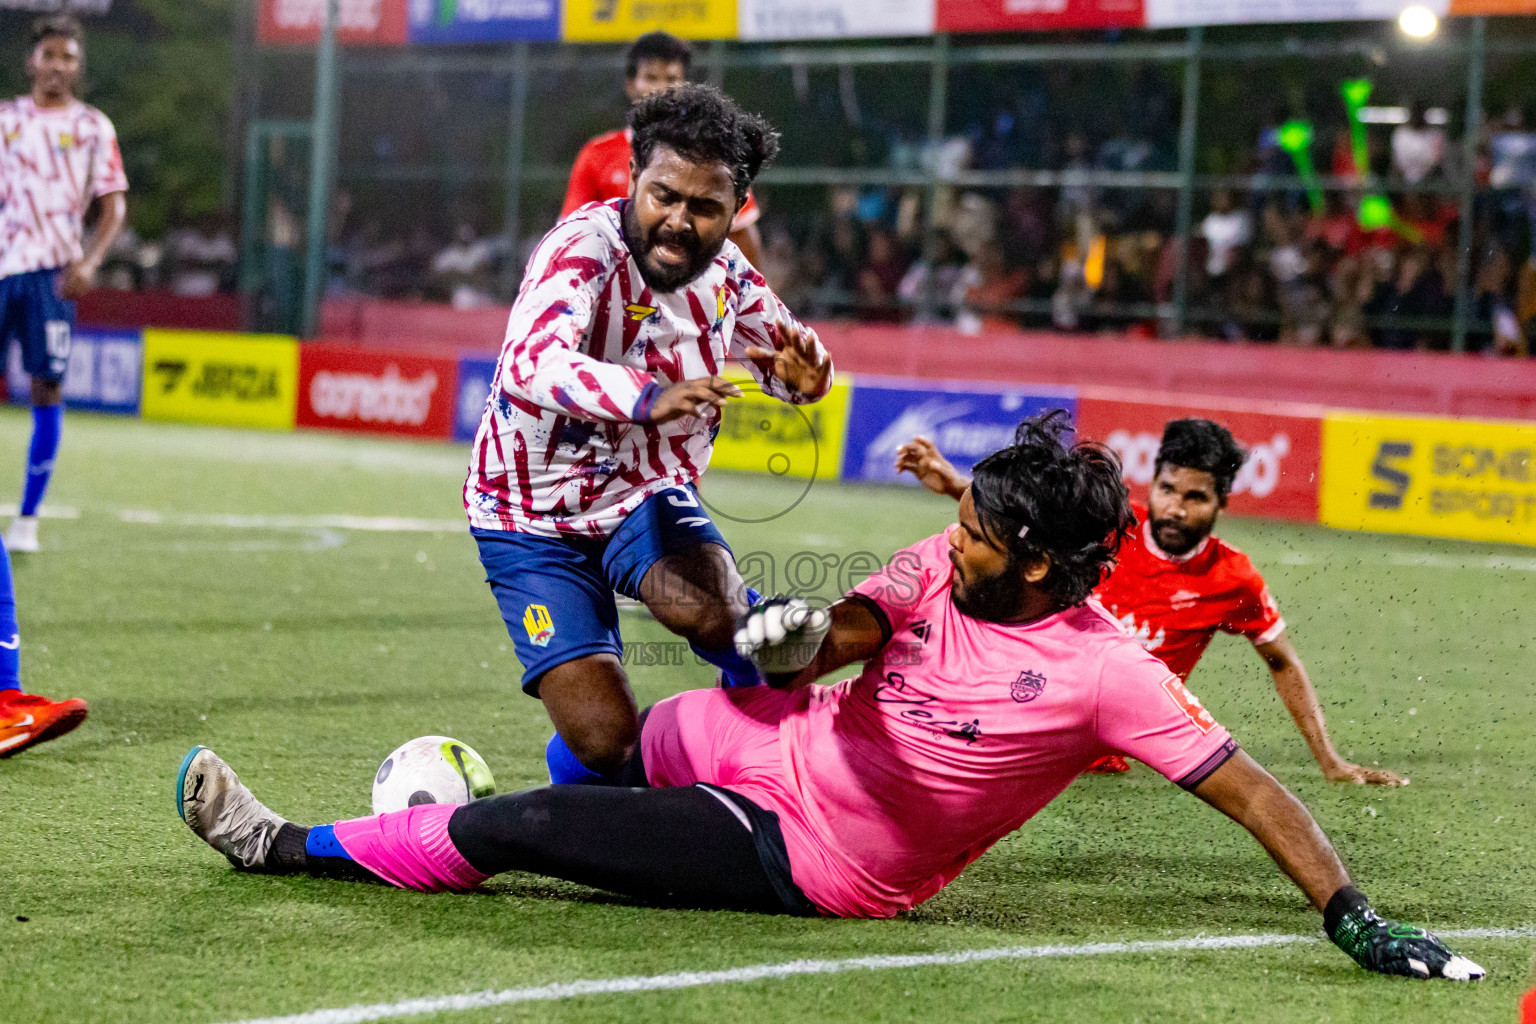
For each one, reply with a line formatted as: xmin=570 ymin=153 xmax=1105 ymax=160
xmin=141 ymin=331 xmax=300 ymax=431
xmin=842 ymin=377 xmax=1077 ymax=487
xmin=1075 ymin=393 xmax=1324 ymax=522
xmin=1321 ymin=411 xmax=1536 ymax=546
xmin=297 ymin=345 xmax=457 ymax=439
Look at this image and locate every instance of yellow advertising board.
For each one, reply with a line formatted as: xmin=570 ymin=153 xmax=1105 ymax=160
xmin=710 ymin=372 xmax=852 ymax=482
xmin=1321 ymin=411 xmax=1536 ymax=546
xmin=562 ymin=0 xmax=737 ymax=41
xmin=141 ymin=330 xmax=300 ymax=431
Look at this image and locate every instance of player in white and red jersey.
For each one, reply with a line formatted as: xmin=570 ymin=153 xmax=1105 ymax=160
xmin=561 ymin=32 xmax=762 ymax=266
xmin=898 ymin=417 xmax=1401 ymax=786
xmin=0 ymin=16 xmax=123 ymax=754
xmin=0 ymin=16 xmax=127 ymax=556
xmin=466 ymin=84 xmax=831 ymax=786
xmin=177 ymin=412 xmax=1482 ymax=982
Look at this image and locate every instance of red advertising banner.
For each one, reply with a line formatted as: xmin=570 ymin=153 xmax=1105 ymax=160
xmin=297 ymin=344 xmax=456 ymax=439
xmin=1075 ymin=389 xmax=1323 ymax=522
xmin=936 ymin=0 xmax=1144 ymax=32
xmin=258 ymin=0 xmax=408 ymax=46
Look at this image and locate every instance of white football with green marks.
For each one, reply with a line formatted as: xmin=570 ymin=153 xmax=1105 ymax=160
xmin=371 ymin=735 xmax=496 ymax=815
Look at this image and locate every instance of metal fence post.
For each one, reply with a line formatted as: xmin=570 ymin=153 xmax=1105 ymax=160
xmin=1451 ymin=16 xmax=1487 ymax=354
xmin=500 ymin=41 xmax=532 ymax=300
xmin=919 ymin=33 xmax=950 ymax=321
xmin=1168 ymin=25 xmax=1203 ymax=339
xmin=301 ymin=0 xmax=340 ymax=338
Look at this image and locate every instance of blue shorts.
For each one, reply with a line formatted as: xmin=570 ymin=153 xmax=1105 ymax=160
xmin=0 ymin=268 xmax=74 ymax=383
xmin=474 ymin=484 xmax=730 ymax=696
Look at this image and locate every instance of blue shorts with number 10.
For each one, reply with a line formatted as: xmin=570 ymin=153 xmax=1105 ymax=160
xmin=473 ymin=484 xmax=730 ymax=696
xmin=0 ymin=268 xmax=74 ymax=383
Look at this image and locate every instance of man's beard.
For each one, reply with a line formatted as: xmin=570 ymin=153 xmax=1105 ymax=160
xmin=1150 ymin=517 xmax=1205 ymax=556
xmin=950 ymin=558 xmax=1028 ymax=623
xmin=622 ymin=201 xmax=725 ymax=293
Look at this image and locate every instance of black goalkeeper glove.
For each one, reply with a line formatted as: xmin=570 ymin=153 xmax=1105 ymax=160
xmin=1325 ymin=886 xmax=1485 ymax=981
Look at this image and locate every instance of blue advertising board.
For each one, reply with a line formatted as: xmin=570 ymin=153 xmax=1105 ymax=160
xmin=455 ymin=356 xmax=498 ymax=443
xmin=407 ymin=0 xmax=559 ymax=43
xmin=8 ymin=327 xmax=143 ymax=415
xmin=842 ymin=376 xmax=1078 ymax=485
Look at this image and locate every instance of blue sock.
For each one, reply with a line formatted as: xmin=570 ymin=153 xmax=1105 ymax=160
xmin=546 ymin=732 xmax=604 ymax=785
xmin=695 ymin=585 xmax=764 ymax=688
xmin=20 ymin=404 xmax=63 ymax=518
xmin=304 ymin=823 xmax=353 ymax=861
xmin=0 ymin=538 xmax=18 ymax=692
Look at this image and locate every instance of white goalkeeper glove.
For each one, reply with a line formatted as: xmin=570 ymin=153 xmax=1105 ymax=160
xmin=734 ymin=597 xmax=832 ymax=677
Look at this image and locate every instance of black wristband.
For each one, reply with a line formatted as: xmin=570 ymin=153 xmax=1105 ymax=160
xmin=1323 ymin=884 xmax=1371 ymax=941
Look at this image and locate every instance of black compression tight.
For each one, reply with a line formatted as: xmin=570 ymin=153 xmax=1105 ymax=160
xmin=446 ymin=784 xmax=787 ymax=912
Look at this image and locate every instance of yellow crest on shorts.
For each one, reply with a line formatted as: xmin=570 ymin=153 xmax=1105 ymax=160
xmin=523 ymin=604 xmax=555 ymax=647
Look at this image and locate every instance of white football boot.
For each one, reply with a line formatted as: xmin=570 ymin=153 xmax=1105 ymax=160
xmin=5 ymin=516 xmax=39 ymax=553
xmin=176 ymin=745 xmax=289 ymax=871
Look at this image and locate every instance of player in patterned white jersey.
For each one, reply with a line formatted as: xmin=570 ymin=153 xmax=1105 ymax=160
xmin=466 ymin=84 xmax=832 ymax=784
xmin=0 ymin=16 xmax=128 ymax=554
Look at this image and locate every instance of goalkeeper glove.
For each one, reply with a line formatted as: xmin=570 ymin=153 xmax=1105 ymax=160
xmin=1325 ymin=886 xmax=1485 ymax=981
xmin=734 ymin=597 xmax=832 ymax=678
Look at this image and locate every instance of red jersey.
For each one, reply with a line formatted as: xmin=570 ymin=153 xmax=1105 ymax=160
xmin=561 ymin=128 xmax=761 ymax=232
xmin=1094 ymin=504 xmax=1285 ymax=681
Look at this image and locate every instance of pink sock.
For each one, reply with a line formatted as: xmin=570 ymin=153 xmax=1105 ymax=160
xmin=332 ymin=804 xmax=489 ymax=893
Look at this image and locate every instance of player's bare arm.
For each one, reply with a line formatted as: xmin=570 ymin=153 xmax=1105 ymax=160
xmin=895 ymin=436 xmax=969 ymax=499
xmin=1191 ymin=749 xmax=1473 ymax=978
xmin=742 ymin=318 xmax=831 ymax=398
xmin=61 ymin=189 xmax=126 ymax=299
xmin=1254 ymin=633 xmax=1405 ymax=787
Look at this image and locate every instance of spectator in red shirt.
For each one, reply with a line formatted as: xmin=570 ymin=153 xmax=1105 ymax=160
xmin=896 ymin=418 xmax=1404 ymax=787
xmin=561 ymin=32 xmax=762 ymax=267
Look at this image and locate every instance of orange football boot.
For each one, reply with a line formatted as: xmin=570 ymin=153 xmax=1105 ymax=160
xmin=0 ymin=690 xmax=88 ymax=758
xmin=1086 ymin=754 xmax=1130 ymax=774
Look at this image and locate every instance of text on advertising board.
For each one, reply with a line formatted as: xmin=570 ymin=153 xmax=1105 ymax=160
xmin=562 ymin=0 xmax=736 ymax=41
xmin=1321 ymin=411 xmax=1536 ymax=546
xmin=141 ymin=330 xmax=299 ymax=431
xmin=1074 ymin=395 xmax=1323 ymax=523
xmin=297 ymin=346 xmax=456 ymax=438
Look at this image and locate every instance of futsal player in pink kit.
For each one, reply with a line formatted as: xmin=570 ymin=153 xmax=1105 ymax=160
xmin=175 ymin=413 xmax=1482 ymax=981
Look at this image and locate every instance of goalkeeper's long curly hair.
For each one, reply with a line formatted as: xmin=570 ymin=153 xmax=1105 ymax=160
xmin=969 ymin=410 xmax=1135 ymax=607
xmin=628 ymin=83 xmax=781 ymax=203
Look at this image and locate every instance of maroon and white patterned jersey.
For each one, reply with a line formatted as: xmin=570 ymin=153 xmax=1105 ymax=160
xmin=0 ymin=96 xmax=128 ymax=278
xmin=465 ymin=199 xmax=832 ymax=538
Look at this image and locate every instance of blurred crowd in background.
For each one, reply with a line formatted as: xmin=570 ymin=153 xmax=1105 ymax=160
xmin=78 ymin=36 xmax=1536 ymax=356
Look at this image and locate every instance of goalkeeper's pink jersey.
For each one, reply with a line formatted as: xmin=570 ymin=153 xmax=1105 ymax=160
xmin=644 ymin=530 xmax=1237 ymax=918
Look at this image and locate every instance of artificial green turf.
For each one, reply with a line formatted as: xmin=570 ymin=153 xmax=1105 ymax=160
xmin=0 ymin=408 xmax=1531 ymax=1024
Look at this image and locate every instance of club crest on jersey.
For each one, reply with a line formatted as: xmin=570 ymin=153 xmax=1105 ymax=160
xmin=522 ymin=604 xmax=555 ymax=647
xmin=1010 ymin=670 xmax=1047 ymax=703
xmin=625 ymin=303 xmax=657 ymax=323
xmin=715 ymin=285 xmax=727 ymax=323
xmin=56 ymin=132 xmax=74 ymax=150
xmin=3 ymin=128 xmax=18 ymax=145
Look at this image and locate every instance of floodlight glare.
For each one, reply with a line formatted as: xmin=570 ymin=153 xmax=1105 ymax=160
xmin=1399 ymin=5 xmax=1439 ymax=39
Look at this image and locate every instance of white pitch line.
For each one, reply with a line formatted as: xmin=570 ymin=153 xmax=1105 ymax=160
xmin=217 ymin=927 xmax=1532 ymax=1024
xmin=118 ymin=510 xmax=465 ymax=533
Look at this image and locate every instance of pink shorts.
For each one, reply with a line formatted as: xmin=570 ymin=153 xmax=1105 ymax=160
xmin=641 ymin=686 xmax=862 ymax=916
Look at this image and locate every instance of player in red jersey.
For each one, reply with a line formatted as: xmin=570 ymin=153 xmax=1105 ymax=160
xmin=562 ymin=32 xmax=762 ymax=267
xmin=898 ymin=417 xmax=1402 ymax=787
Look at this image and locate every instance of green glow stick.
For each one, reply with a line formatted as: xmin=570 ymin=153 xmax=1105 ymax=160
xmin=1357 ymin=194 xmax=1425 ymax=244
xmin=1341 ymin=78 xmax=1373 ymax=178
xmin=1277 ymin=120 xmax=1324 ymax=215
